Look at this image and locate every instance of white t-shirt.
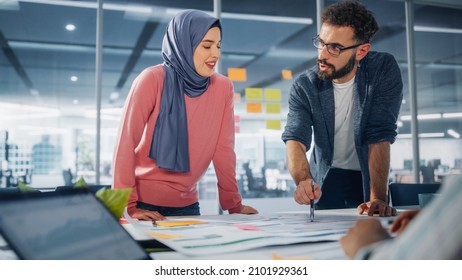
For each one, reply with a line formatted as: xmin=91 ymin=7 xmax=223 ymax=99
xmin=332 ymin=77 xmax=360 ymax=170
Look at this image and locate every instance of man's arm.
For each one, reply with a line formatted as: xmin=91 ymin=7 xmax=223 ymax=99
xmin=369 ymin=141 xmax=390 ymax=202
xmin=357 ymin=141 xmax=396 ymax=216
xmin=286 ymin=140 xmax=310 ymax=185
xmin=286 ymin=140 xmax=321 ymax=204
xmin=340 ymin=219 xmax=391 ymax=259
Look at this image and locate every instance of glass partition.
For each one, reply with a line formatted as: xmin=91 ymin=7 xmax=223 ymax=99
xmin=1 ymin=0 xmax=461 ymax=213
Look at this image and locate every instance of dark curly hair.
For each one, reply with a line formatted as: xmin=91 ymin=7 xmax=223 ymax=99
xmin=321 ymin=0 xmax=378 ymax=43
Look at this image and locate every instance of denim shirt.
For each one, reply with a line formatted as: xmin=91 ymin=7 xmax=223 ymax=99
xmin=282 ymin=51 xmax=403 ymax=201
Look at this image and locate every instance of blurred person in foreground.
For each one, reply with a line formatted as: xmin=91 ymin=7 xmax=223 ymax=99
xmin=341 ymin=174 xmax=462 ymax=259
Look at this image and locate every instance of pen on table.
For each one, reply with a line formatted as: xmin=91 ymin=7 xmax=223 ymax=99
xmin=310 ymin=178 xmax=315 ymax=222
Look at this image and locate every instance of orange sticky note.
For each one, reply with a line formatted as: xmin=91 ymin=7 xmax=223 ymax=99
xmin=266 ymin=119 xmax=281 ymax=130
xmin=154 ymin=219 xmax=207 ymax=227
xmin=272 ymin=253 xmax=310 ymax=260
xmin=246 ymin=102 xmax=262 ymax=113
xmin=282 ymin=69 xmax=293 ymax=80
xmin=266 ymin=103 xmax=281 ymax=114
xmin=147 ymin=232 xmax=182 ymax=240
xmin=228 ymin=68 xmax=247 ymax=81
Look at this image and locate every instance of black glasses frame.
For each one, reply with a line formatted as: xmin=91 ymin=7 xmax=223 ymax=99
xmin=312 ymin=35 xmax=365 ymax=56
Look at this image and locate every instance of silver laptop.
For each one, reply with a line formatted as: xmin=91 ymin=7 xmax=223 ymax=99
xmin=0 ymin=189 xmax=151 ymax=260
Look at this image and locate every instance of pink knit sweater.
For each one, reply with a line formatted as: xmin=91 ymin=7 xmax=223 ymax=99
xmin=113 ymin=65 xmax=243 ymax=215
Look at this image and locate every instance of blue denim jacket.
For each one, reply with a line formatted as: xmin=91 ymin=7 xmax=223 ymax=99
xmin=282 ymin=51 xmax=403 ymax=201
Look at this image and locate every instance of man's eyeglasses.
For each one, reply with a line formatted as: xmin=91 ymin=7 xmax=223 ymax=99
xmin=312 ymin=35 xmax=365 ymax=57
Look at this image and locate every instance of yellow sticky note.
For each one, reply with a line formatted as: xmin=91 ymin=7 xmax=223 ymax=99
xmin=266 ymin=120 xmax=281 ymax=130
xmin=266 ymin=103 xmax=281 ymax=114
xmin=234 ymin=93 xmax=241 ymax=103
xmin=264 ymin=88 xmax=281 ymax=101
xmin=147 ymin=232 xmax=182 ymax=240
xmin=228 ymin=68 xmax=247 ymax=81
xmin=246 ymin=102 xmax=263 ymax=113
xmin=282 ymin=69 xmax=293 ymax=80
xmin=154 ymin=219 xmax=207 ymax=228
xmin=245 ymin=88 xmax=263 ymax=101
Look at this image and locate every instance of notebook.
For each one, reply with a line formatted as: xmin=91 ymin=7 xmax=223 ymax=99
xmin=0 ymin=189 xmax=151 ymax=260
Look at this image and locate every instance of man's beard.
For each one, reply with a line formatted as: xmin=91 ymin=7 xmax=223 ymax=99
xmin=317 ymin=53 xmax=356 ymax=81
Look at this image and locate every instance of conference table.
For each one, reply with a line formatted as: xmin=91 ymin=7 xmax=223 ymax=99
xmin=0 ymin=207 xmax=414 ymax=260
xmin=122 ymin=208 xmax=406 ymax=260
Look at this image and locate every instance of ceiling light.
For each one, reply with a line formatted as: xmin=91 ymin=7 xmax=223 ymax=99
xmin=417 ymin=113 xmax=442 ymax=120
xmin=443 ymin=112 xmax=462 ymax=119
xmin=29 ymin=88 xmax=39 ymax=96
xmin=0 ymin=102 xmax=60 ymax=120
xmin=70 ymin=75 xmax=78 ymax=82
xmin=0 ymin=102 xmax=59 ymax=113
xmin=447 ymin=129 xmax=460 ymax=139
xmin=165 ymin=8 xmax=312 ymax=24
xmin=0 ymin=112 xmax=61 ymax=120
xmin=73 ymin=99 xmax=79 ymax=105
xmin=398 ymin=133 xmax=445 ymax=139
xmin=220 ymin=12 xmax=312 ymax=24
xmin=65 ymin=24 xmax=76 ymax=31
xmin=110 ymin=92 xmax=119 ymax=101
xmin=414 ymin=26 xmax=462 ymax=34
xmin=400 ymin=113 xmax=442 ymax=121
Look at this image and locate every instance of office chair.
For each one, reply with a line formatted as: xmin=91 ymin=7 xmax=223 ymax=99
xmin=389 ymin=183 xmax=441 ymax=206
xmin=62 ymin=169 xmax=74 ymax=186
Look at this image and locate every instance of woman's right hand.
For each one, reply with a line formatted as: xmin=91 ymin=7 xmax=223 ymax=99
xmin=131 ymin=209 xmax=166 ymax=221
xmin=389 ymin=209 xmax=420 ymax=235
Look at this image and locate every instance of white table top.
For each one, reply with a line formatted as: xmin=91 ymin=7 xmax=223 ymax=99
xmin=122 ymin=208 xmax=405 ymax=260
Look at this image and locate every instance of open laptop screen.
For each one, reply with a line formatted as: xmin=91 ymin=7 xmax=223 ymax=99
xmin=0 ymin=189 xmax=150 ymax=260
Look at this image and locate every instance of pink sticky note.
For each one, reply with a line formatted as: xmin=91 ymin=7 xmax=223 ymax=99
xmin=235 ymin=224 xmax=263 ymax=231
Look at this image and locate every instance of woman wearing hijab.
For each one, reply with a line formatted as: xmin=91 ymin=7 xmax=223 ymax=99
xmin=113 ymin=10 xmax=258 ymax=220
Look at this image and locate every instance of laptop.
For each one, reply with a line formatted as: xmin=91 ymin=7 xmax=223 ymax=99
xmin=0 ymin=189 xmax=151 ymax=260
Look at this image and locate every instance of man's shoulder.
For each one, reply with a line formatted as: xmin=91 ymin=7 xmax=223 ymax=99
xmin=361 ymin=51 xmax=401 ymax=79
xmin=363 ymin=51 xmax=397 ymax=66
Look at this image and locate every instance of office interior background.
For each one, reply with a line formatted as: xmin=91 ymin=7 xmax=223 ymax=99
xmin=1 ymin=0 xmax=461 ymax=213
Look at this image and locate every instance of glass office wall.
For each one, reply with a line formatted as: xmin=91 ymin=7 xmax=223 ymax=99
xmin=1 ymin=0 xmax=461 ymax=212
xmin=411 ymin=3 xmax=462 ymax=183
xmin=0 ymin=1 xmax=98 ymax=188
xmin=382 ymin=2 xmax=462 ymax=184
